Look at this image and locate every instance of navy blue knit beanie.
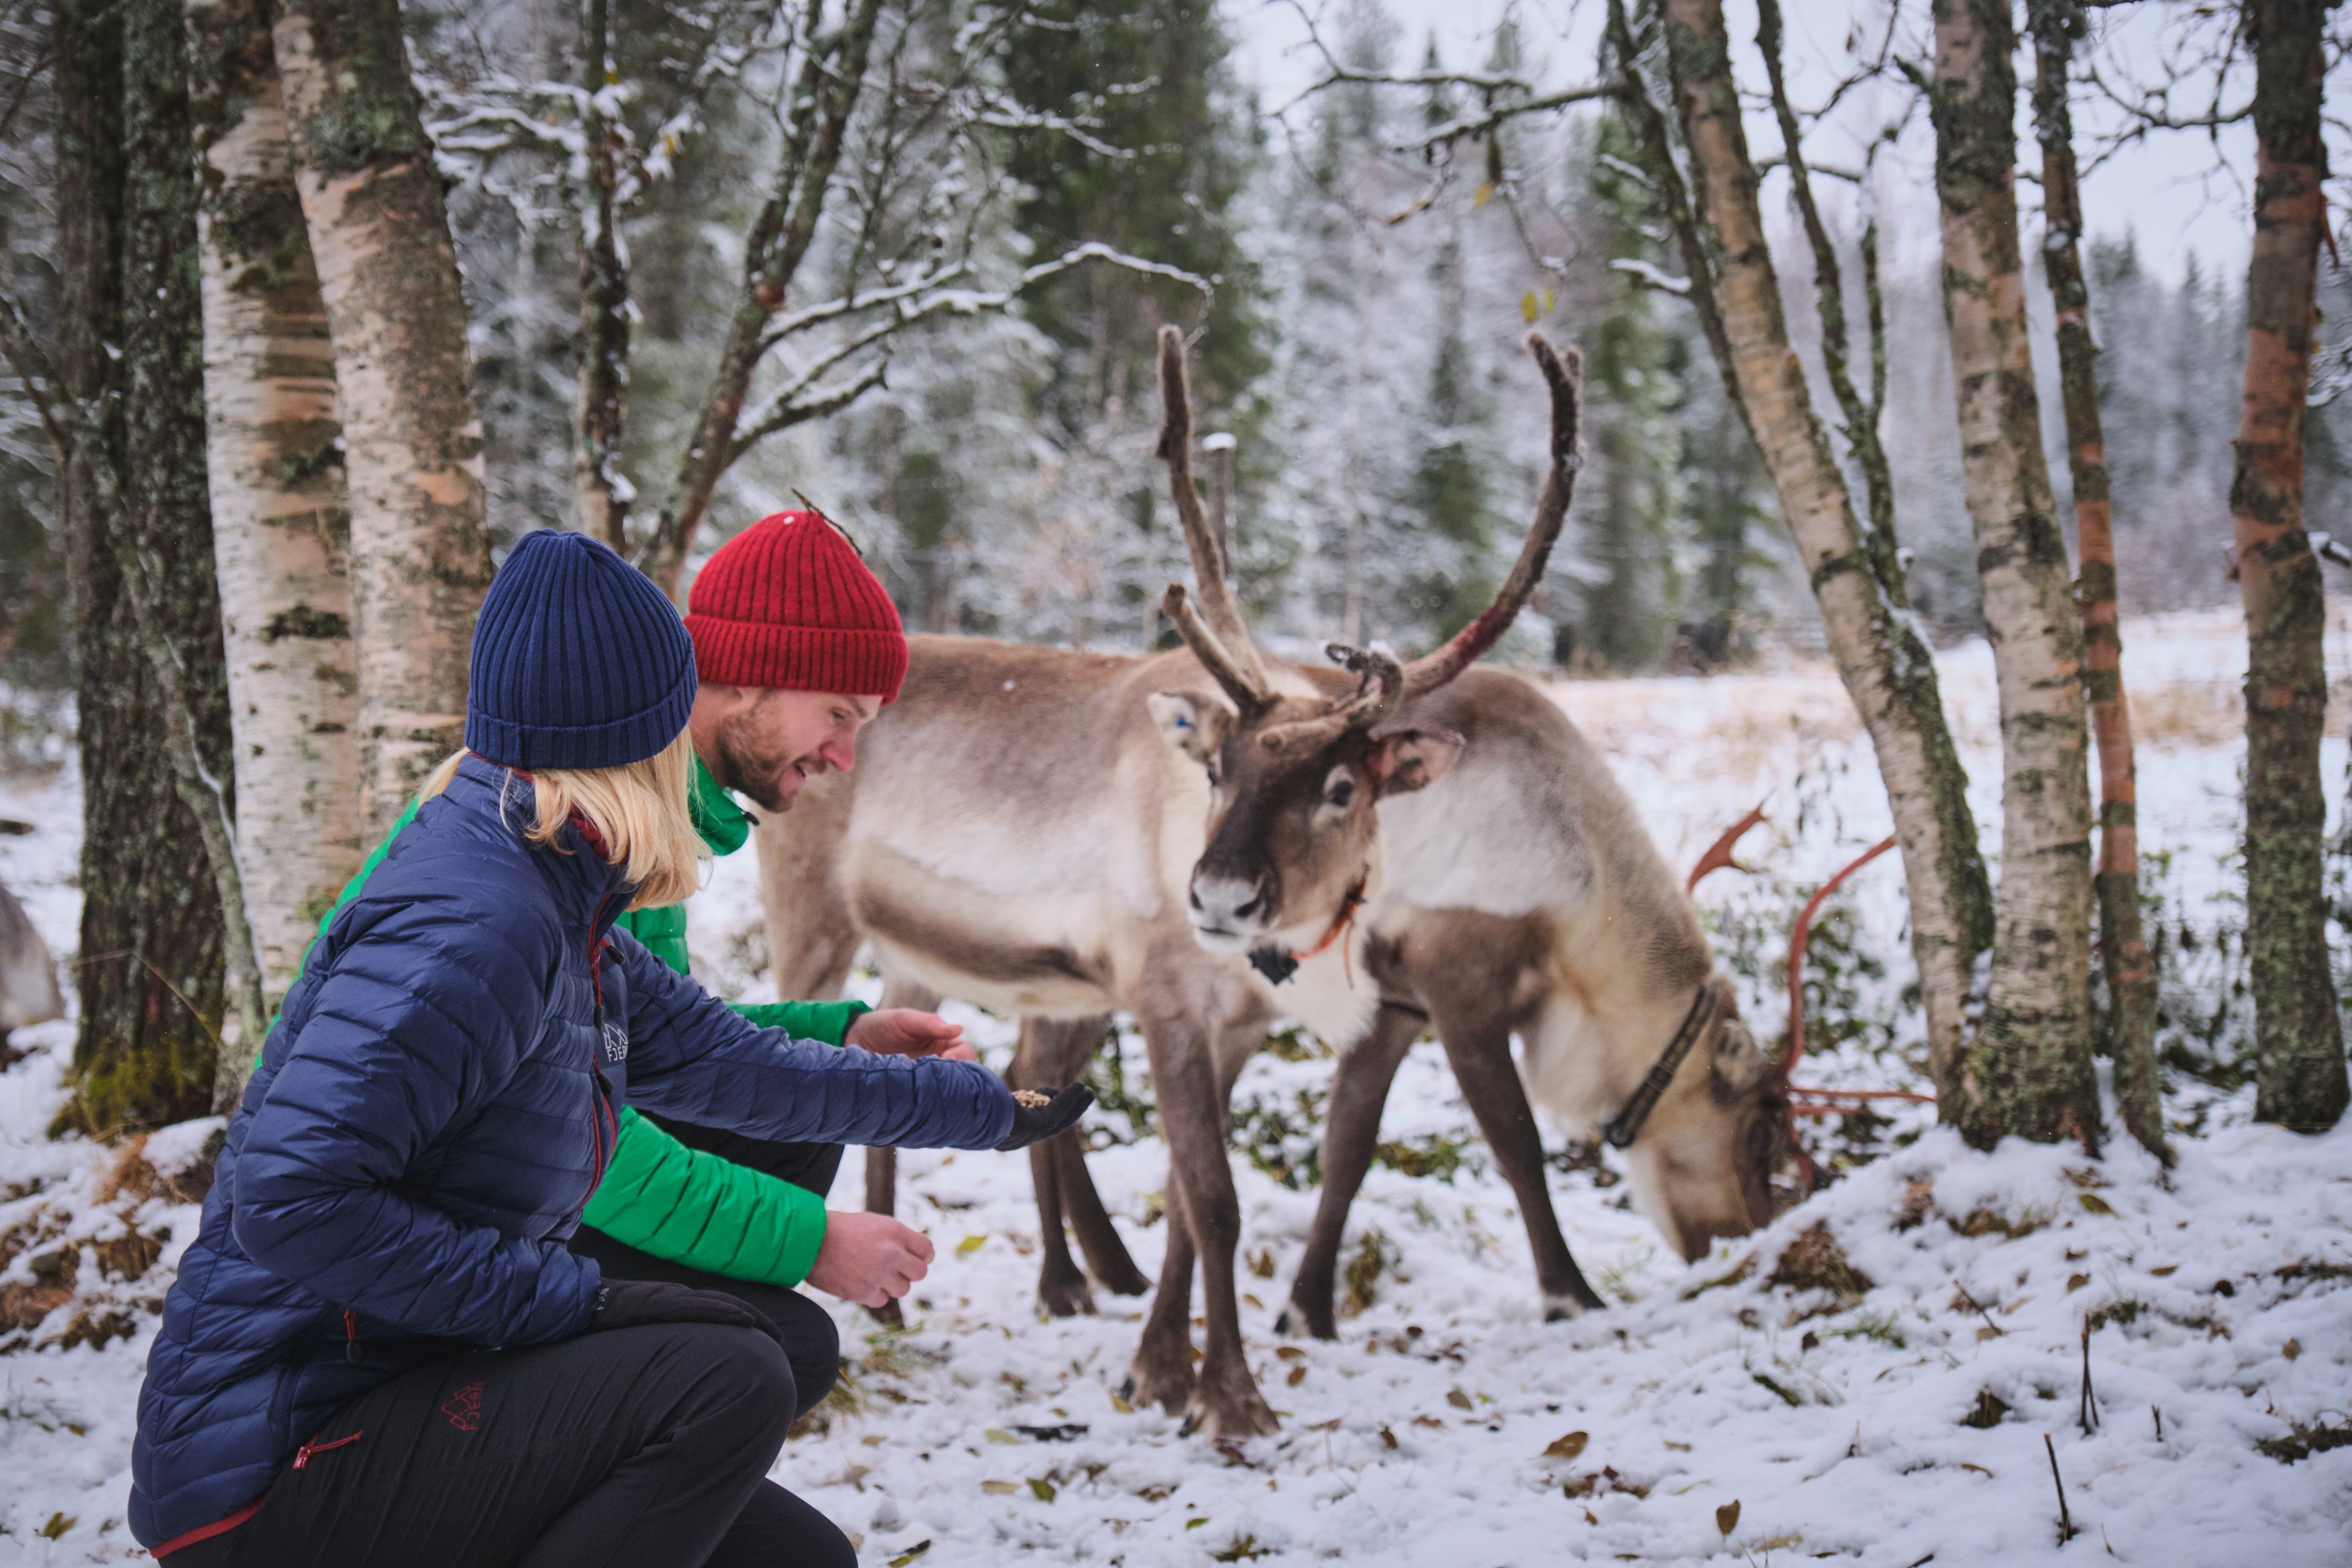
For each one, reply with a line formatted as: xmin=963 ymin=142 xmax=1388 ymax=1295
xmin=465 ymin=530 xmax=697 ymax=770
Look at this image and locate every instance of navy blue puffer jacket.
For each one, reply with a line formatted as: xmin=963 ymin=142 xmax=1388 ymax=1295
xmin=130 ymin=757 xmax=1013 ymax=1550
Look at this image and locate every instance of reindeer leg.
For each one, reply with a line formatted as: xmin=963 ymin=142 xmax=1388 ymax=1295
xmin=1434 ymin=1012 xmax=1605 ymax=1317
xmin=1166 ymin=1014 xmax=1279 ymax=1439
xmin=1122 ymin=1177 xmax=1197 ymax=1415
xmin=1279 ymin=998 xmax=1425 ymax=1340
xmin=858 ymin=977 xmax=942 ymax=1327
xmin=1017 ymin=1017 xmax=1099 ymax=1318
xmin=1056 ymin=1133 xmax=1151 ymax=1296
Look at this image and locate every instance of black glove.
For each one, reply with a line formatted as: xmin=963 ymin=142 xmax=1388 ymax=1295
xmin=587 ymin=1279 xmax=786 ymax=1353
xmin=995 ymin=1083 xmax=1096 ymax=1151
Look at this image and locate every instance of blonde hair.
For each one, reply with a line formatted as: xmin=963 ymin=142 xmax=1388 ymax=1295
xmin=420 ymin=731 xmax=706 ymax=910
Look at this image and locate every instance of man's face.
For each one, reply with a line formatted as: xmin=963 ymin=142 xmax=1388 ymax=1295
xmin=698 ymin=686 xmax=881 ymax=810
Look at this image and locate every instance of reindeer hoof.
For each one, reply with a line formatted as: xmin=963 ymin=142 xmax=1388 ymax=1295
xmin=1181 ymin=1382 xmax=1281 ymax=1440
xmin=1039 ymin=1273 xmax=1097 ymax=1319
xmin=1097 ymin=1262 xmax=1153 ymax=1297
xmin=1542 ymin=1290 xmax=1595 ymax=1323
xmin=1276 ymin=1298 xmax=1337 ymax=1341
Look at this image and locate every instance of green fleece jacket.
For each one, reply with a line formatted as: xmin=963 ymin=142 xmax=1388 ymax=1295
xmin=297 ymin=755 xmax=863 ymax=1288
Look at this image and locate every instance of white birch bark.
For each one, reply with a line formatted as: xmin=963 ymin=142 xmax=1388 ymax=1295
xmin=273 ymin=0 xmax=492 ymax=839
xmin=188 ymin=0 xmax=361 ymax=993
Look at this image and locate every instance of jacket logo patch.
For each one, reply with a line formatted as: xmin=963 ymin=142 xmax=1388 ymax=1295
xmin=602 ymin=1018 xmax=628 ymax=1064
xmin=442 ymin=1382 xmax=483 ymax=1432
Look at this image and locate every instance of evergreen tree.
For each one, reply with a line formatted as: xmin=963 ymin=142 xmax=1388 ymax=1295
xmin=1004 ymin=0 xmax=1263 ymax=427
xmin=1569 ymin=117 xmax=1684 ymax=671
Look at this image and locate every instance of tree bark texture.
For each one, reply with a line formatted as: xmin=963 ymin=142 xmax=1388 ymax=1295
xmin=187 ymin=0 xmax=363 ymax=1005
xmin=574 ymin=0 xmax=631 ymax=550
xmin=2028 ymin=0 xmax=2165 ymax=1160
xmin=1664 ymin=0 xmax=1992 ymax=1089
xmin=59 ymin=0 xmax=237 ymax=1134
xmin=2232 ymin=0 xmax=2348 ymax=1132
xmin=638 ymin=0 xmax=885 ymax=597
xmin=1755 ymin=0 xmax=1907 ymax=610
xmin=1929 ymin=0 xmax=2101 ymax=1149
xmin=274 ymin=0 xmax=492 ymax=839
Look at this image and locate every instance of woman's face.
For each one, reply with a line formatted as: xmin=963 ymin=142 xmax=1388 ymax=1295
xmin=700 ymin=686 xmax=880 ymax=810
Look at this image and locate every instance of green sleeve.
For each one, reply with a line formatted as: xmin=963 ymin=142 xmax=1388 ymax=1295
xmin=581 ymin=1108 xmax=829 ymax=1288
xmin=729 ymin=998 xmax=869 ymax=1046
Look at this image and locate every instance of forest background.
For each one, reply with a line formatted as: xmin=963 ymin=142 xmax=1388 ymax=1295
xmin=8 ymin=0 xmax=2332 ymax=714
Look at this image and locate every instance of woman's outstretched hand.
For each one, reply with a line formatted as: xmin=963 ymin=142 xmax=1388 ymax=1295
xmin=845 ymin=1008 xmax=977 ymax=1062
xmin=994 ymin=1084 xmax=1095 ymax=1151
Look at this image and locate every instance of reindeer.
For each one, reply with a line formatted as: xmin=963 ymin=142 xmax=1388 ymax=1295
xmin=758 ymin=329 xmax=1783 ymax=1436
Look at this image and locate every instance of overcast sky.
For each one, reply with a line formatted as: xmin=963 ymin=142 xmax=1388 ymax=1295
xmin=1230 ymin=0 xmax=2274 ymax=287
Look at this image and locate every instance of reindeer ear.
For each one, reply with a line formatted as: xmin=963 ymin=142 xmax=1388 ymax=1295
xmin=1710 ymin=1011 xmax=1771 ymax=1096
xmin=1148 ymin=691 xmax=1236 ymax=764
xmin=1368 ymin=726 xmax=1465 ymax=796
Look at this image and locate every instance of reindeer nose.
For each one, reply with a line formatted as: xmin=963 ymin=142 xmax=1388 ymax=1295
xmin=1190 ymin=873 xmax=1271 ymax=933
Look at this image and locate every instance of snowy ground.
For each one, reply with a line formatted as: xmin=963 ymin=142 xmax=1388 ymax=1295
xmin=2 ymin=605 xmax=2350 ymax=1564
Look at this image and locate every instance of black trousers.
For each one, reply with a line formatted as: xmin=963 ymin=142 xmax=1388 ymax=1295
xmin=569 ymin=1122 xmax=846 ymax=1413
xmin=567 ymin=1226 xmax=841 ymax=1417
xmin=169 ymin=1323 xmax=854 ymax=1568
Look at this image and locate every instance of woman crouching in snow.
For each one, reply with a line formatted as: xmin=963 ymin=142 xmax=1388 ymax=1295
xmin=129 ymin=530 xmax=1088 ymax=1566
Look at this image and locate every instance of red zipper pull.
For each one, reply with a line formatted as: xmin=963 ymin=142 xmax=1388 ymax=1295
xmin=343 ymin=1308 xmax=361 ymax=1365
xmin=292 ymin=1429 xmax=364 ymax=1470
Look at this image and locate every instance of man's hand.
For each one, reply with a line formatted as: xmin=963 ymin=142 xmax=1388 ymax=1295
xmin=845 ymin=1008 xmax=976 ymax=1062
xmin=805 ymin=1211 xmax=936 ymax=1308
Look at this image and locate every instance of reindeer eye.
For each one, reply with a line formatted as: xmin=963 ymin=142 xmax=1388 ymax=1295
xmin=1325 ymin=778 xmax=1355 ymax=810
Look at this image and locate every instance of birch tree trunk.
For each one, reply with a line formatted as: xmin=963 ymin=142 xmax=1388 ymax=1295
xmin=1928 ymin=0 xmax=2100 ymax=1149
xmin=2233 ymin=0 xmax=2348 ymax=1132
xmin=2028 ymin=0 xmax=2165 ymax=1160
xmin=57 ymin=0 xmax=239 ymax=1134
xmin=186 ymin=0 xmax=362 ymax=1004
xmin=274 ymin=0 xmax=492 ymax=839
xmin=1662 ymin=0 xmax=1992 ymax=1092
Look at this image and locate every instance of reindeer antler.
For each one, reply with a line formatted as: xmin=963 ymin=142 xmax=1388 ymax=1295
xmin=1686 ymin=803 xmax=1769 ymax=894
xmin=1158 ymin=326 xmax=1268 ymax=701
xmin=1399 ymin=332 xmax=1585 ymax=701
xmin=1258 ymin=643 xmax=1404 ymax=754
xmin=1163 ymin=585 xmax=1269 ymax=714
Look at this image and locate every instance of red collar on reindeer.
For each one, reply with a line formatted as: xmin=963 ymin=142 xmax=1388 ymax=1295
xmin=1248 ymin=874 xmax=1369 ymax=987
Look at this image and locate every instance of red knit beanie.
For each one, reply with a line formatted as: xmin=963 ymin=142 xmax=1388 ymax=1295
xmin=685 ymin=512 xmax=909 ymax=700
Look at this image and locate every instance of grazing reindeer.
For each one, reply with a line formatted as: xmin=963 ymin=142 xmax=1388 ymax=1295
xmin=759 ymin=329 xmax=1782 ymax=1435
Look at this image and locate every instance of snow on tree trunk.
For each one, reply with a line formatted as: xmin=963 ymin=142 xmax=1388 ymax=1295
xmin=186 ymin=0 xmax=362 ymax=1005
xmin=273 ymin=0 xmax=492 ymax=840
xmin=1663 ymin=0 xmax=1992 ymax=1093
xmin=2233 ymin=0 xmax=2348 ymax=1132
xmin=1928 ymin=0 xmax=2101 ymax=1149
xmin=2028 ymin=1 xmax=2164 ymax=1160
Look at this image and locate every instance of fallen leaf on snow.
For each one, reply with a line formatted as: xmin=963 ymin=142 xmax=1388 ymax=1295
xmin=1716 ymin=1500 xmax=1742 ymax=1535
xmin=1543 ymin=1431 xmax=1589 ymax=1460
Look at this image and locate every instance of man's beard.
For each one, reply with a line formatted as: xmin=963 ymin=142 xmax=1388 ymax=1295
xmin=709 ymin=705 xmax=817 ymax=812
